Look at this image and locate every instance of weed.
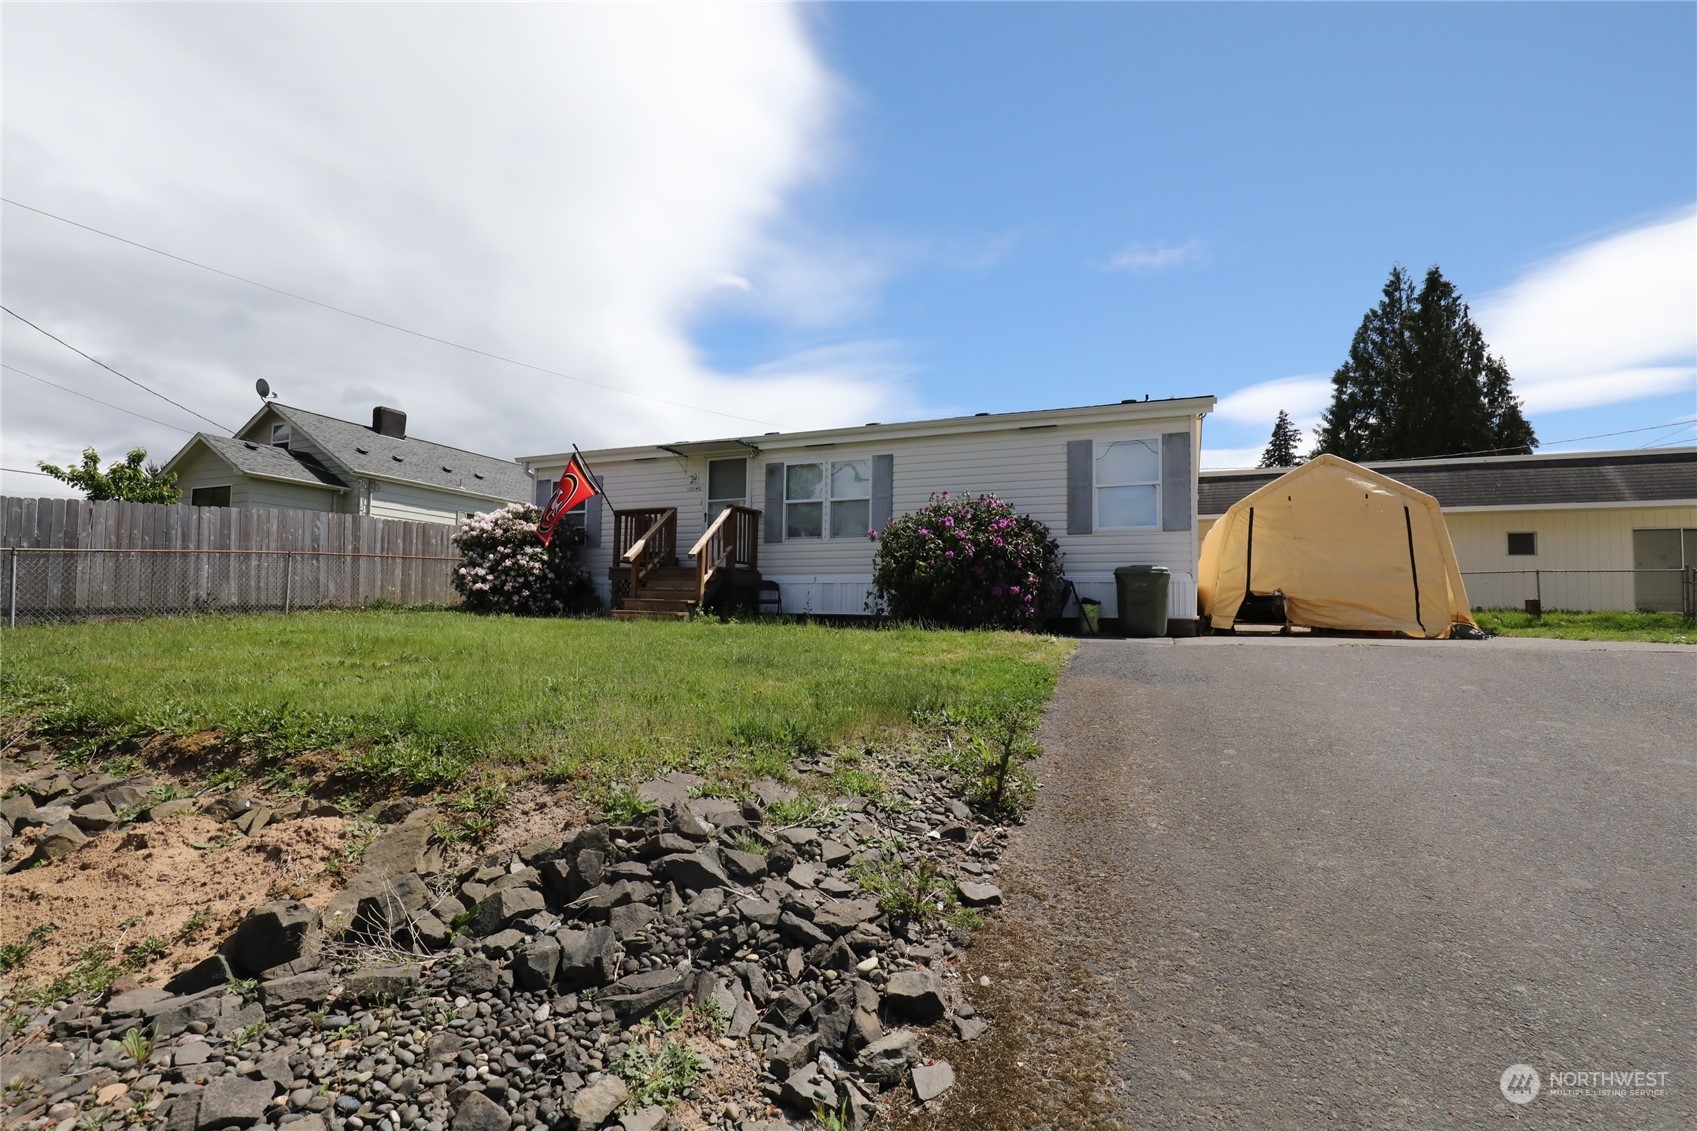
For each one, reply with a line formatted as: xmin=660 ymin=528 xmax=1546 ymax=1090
xmin=0 ymin=923 xmax=57 ymax=974
xmin=230 ymin=1021 xmax=265 ymax=1046
xmin=946 ymin=906 xmax=985 ymax=933
xmin=765 ymin=794 xmax=822 ymax=827
xmin=616 ymin=1037 xmax=707 ymax=1109
xmin=203 ymin=765 xmax=245 ymax=793
xmin=813 ymin=1101 xmax=853 ymax=1130
xmin=853 ymin=857 xmax=958 ymax=926
xmin=644 ymin=1005 xmax=685 ymax=1034
xmin=119 ymin=1027 xmax=155 ymax=1066
xmin=828 ymin=766 xmax=886 ymax=798
xmin=729 ymin=831 xmax=769 ymax=857
xmin=600 ymin=787 xmax=655 ymax=826
xmin=123 ymin=936 xmax=170 ymax=967
xmin=693 ymin=997 xmax=728 ymax=1037
xmin=178 ymin=908 xmax=212 ymax=938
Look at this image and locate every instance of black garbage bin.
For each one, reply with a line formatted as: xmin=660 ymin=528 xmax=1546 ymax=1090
xmin=1114 ymin=565 xmax=1170 ymax=637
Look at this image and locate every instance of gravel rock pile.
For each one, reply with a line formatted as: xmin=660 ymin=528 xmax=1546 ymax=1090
xmin=2 ymin=758 xmax=1012 ymax=1131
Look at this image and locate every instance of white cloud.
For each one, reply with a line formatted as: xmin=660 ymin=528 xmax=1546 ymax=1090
xmin=1211 ymin=374 xmax=1332 ymax=427
xmin=0 ymin=5 xmax=922 ymax=498
xmin=1106 ymin=237 xmax=1207 ymax=274
xmin=1475 ymin=206 xmax=1697 ymax=412
xmin=1199 ymin=445 xmax=1269 ymax=471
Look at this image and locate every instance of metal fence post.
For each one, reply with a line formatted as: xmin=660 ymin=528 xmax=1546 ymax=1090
xmin=7 ymin=548 xmax=15 ymax=629
xmin=284 ymin=551 xmax=294 ymax=615
xmin=1534 ymin=570 xmax=1542 ymax=616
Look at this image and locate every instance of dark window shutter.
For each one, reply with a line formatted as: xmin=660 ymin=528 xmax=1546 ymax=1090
xmin=1161 ymin=431 xmax=1192 ymax=531
xmin=870 ymin=454 xmax=894 ymax=533
xmin=1066 ymin=440 xmax=1093 ymax=535
xmin=584 ymin=494 xmax=603 ymax=548
xmin=534 ymin=478 xmax=554 ymax=507
xmin=764 ymin=462 xmax=785 ymax=543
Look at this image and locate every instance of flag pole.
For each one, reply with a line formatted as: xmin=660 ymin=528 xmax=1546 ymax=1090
xmin=571 ymin=444 xmax=616 ymax=513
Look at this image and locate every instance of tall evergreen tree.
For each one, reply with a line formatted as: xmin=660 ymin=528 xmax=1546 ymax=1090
xmin=1314 ymin=265 xmax=1535 ymax=461
xmin=1258 ymin=410 xmax=1304 ymax=468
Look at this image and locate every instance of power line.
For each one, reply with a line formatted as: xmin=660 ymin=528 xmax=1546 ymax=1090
xmin=2 ymin=305 xmax=232 ymax=431
xmin=1395 ymin=417 xmax=1697 ymax=461
xmin=2 ymin=364 xmax=195 ymax=434
xmin=1634 ymin=419 xmax=1697 ymax=448
xmin=1 ymin=467 xmax=54 ymax=477
xmin=2 ymin=197 xmax=780 ymax=430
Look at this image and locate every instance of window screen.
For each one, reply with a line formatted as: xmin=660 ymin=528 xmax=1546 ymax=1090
xmin=1507 ymin=532 xmax=1536 ymax=556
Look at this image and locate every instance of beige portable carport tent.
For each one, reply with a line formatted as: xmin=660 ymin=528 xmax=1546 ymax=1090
xmin=1198 ymin=454 xmax=1476 ymax=638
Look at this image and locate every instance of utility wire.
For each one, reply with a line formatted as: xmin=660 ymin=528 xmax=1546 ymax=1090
xmin=2 ymin=197 xmax=780 ymax=430
xmin=2 ymin=305 xmax=232 ymax=431
xmin=1394 ymin=417 xmax=1697 ymax=461
xmin=2 ymin=363 xmax=195 ymax=434
xmin=1 ymin=467 xmax=54 ymax=477
xmin=1633 ymin=419 xmax=1697 ymax=448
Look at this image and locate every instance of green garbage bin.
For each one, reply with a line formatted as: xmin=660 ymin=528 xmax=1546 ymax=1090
xmin=1114 ymin=565 xmax=1170 ymax=637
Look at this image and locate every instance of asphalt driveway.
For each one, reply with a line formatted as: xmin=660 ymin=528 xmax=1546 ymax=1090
xmin=902 ymin=637 xmax=1694 ymax=1130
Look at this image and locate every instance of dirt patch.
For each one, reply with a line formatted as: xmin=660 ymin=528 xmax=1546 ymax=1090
xmin=1 ymin=813 xmax=356 ymax=991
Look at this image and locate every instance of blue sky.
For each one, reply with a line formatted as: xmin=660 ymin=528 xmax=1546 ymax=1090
xmin=703 ymin=2 xmax=1697 ymax=463
xmin=2 ymin=3 xmax=1693 ymax=492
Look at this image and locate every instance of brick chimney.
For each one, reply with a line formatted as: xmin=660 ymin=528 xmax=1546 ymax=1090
xmin=371 ymin=406 xmax=407 ymax=439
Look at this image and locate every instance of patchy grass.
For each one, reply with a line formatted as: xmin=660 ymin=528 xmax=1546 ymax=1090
xmin=1 ymin=610 xmax=1070 ymax=804
xmin=1474 ymin=609 xmax=1694 ymax=644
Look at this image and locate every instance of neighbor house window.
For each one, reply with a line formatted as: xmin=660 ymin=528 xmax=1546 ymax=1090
xmin=785 ymin=459 xmax=870 ymax=539
xmin=1507 ymin=532 xmax=1537 ymax=556
xmin=1095 ymin=438 xmax=1160 ymax=529
xmin=191 ymin=486 xmax=231 ymax=507
xmin=270 ymin=422 xmax=291 ymax=448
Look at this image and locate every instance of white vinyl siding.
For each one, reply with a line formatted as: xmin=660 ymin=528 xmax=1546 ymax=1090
xmin=245 ymin=479 xmax=338 ymax=512
xmin=545 ymin=410 xmax=1205 ymax=618
xmin=169 ymin=446 xmax=249 ymax=508
xmin=366 ymin=480 xmax=505 ymax=526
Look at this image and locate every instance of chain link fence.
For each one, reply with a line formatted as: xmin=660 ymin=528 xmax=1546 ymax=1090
xmin=1462 ymin=568 xmax=1697 ymax=617
xmin=1 ymin=548 xmax=461 ymax=626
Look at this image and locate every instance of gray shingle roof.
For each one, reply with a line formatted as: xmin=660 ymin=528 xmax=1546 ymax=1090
xmin=197 ymin=433 xmax=348 ymax=489
xmin=1200 ymin=449 xmax=1697 ymax=516
xmin=271 ymin=405 xmax=530 ymax=502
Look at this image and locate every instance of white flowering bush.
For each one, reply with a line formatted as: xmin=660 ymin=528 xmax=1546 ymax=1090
xmin=451 ymin=503 xmax=597 ymax=616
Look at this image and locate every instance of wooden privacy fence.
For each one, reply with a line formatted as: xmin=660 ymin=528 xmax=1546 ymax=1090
xmin=1 ymin=497 xmax=462 ymax=625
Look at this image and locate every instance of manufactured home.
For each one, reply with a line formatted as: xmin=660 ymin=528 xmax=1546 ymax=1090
xmin=523 ymin=396 xmax=1215 ymax=624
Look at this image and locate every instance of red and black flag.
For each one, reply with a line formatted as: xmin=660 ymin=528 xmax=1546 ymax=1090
xmin=537 ymin=454 xmax=599 ymax=547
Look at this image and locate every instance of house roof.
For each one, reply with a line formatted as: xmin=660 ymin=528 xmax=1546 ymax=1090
xmin=174 ymin=433 xmax=349 ymax=490
xmin=524 ymin=395 xmax=1218 ymax=466
xmin=1199 ymin=448 xmax=1697 ymax=516
xmin=265 ymin=404 xmax=531 ymax=502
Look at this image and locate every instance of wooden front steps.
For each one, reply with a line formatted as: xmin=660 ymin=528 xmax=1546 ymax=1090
xmin=612 ymin=564 xmax=699 ymax=621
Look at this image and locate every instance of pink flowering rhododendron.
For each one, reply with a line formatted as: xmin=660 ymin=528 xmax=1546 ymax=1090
xmin=451 ymin=503 xmax=597 ymax=616
xmin=871 ymin=492 xmax=1063 ymax=630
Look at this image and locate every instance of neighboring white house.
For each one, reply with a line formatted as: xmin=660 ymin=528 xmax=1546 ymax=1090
xmin=1198 ymin=447 xmax=1697 ymax=612
xmin=523 ymin=396 xmax=1216 ymax=621
xmin=162 ymin=402 xmax=531 ymax=525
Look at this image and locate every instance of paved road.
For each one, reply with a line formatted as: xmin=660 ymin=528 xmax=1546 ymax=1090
xmin=903 ymin=637 xmax=1694 ymax=1130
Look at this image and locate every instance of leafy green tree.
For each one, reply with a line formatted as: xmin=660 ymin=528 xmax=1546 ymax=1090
xmin=1314 ymin=265 xmax=1536 ymax=461
xmin=37 ymin=447 xmax=181 ymax=503
xmin=1258 ymin=410 xmax=1305 ymax=468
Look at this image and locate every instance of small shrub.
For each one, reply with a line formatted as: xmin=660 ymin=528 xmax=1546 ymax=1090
xmin=119 ymin=1027 xmax=155 ymax=1066
xmin=451 ymin=503 xmax=597 ymax=617
xmin=0 ymin=924 xmax=56 ymax=974
xmin=871 ymin=492 xmax=1064 ymax=630
xmin=601 ymin=787 xmax=656 ymax=826
xmin=853 ymin=857 xmax=957 ymax=925
xmin=616 ymin=1037 xmax=706 ymax=1109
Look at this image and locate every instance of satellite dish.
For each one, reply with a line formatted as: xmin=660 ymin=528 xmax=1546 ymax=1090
xmin=255 ymin=378 xmax=272 ymax=400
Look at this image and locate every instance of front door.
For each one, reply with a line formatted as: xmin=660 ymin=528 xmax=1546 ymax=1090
xmin=1632 ymin=528 xmax=1685 ymax=611
xmin=706 ymin=458 xmax=748 ymax=523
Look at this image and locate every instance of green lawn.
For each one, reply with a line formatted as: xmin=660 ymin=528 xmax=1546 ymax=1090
xmin=1 ymin=611 xmax=1072 ymax=799
xmin=1473 ymin=609 xmax=1695 ymax=644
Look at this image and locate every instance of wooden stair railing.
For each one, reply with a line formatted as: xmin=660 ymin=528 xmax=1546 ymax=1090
xmin=615 ymin=507 xmax=678 ymax=600
xmin=688 ymin=505 xmax=761 ymax=605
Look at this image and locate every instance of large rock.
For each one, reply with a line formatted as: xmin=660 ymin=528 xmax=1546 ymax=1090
xmin=559 ymin=926 xmax=621 ymax=986
xmin=258 ymin=970 xmax=335 ymax=1009
xmin=780 ymin=1064 xmax=837 ymax=1112
xmin=31 ymin=820 xmax=87 ymax=862
xmin=570 ymin=1075 xmax=629 ymax=1129
xmin=345 ymin=964 xmax=420 ymax=1003
xmin=598 ymin=966 xmax=693 ymax=1020
xmin=884 ymin=968 xmax=946 ymax=1023
xmin=0 ymin=1044 xmax=73 ymax=1086
xmin=635 ymin=772 xmax=704 ymax=810
xmin=956 ymin=881 xmax=1003 ymax=907
xmin=451 ymin=1091 xmax=512 ymax=1131
xmin=194 ymin=1074 xmax=276 ymax=1129
xmin=164 ymin=954 xmax=233 ymax=996
xmin=141 ymin=989 xmax=223 ymax=1038
xmin=856 ymin=1029 xmax=921 ymax=1087
xmin=225 ymin=901 xmax=321 ymax=976
xmin=514 ymin=939 xmax=561 ymax=991
xmin=321 ymin=810 xmax=442 ymax=932
xmin=911 ymin=1059 xmax=955 ymax=1102
xmin=473 ymin=887 xmax=546 ymax=936
xmin=811 ymin=898 xmax=881 ymax=936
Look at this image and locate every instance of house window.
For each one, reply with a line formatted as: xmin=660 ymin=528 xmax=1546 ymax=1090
xmin=1507 ymin=532 xmax=1537 ymax=556
xmin=1095 ymin=439 xmax=1160 ymax=529
xmin=785 ymin=459 xmax=870 ymax=540
xmin=270 ymin=422 xmax=291 ymax=449
xmin=534 ymin=479 xmax=585 ymax=528
xmin=191 ymin=486 xmax=231 ymax=507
